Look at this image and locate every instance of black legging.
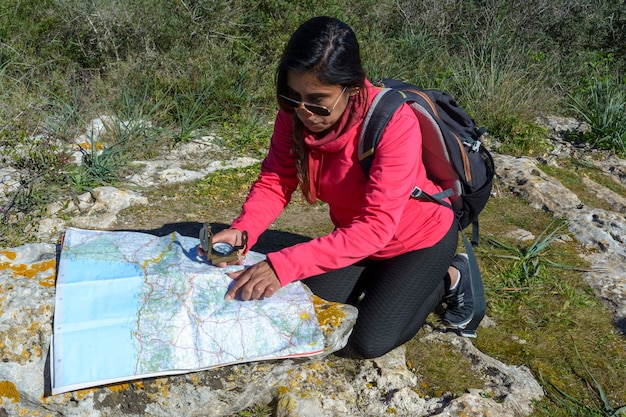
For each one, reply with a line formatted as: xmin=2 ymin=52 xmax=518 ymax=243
xmin=304 ymin=224 xmax=458 ymax=359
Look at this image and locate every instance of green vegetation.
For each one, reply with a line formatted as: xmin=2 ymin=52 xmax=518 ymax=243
xmin=1 ymin=0 xmax=625 ymax=231
xmin=235 ymin=403 xmax=273 ymax=417
xmin=1 ymin=1 xmax=625 ymax=416
xmin=569 ymin=55 xmax=626 ymax=154
xmin=541 ymin=341 xmax=626 ymax=417
xmin=484 ymin=219 xmax=580 ymax=288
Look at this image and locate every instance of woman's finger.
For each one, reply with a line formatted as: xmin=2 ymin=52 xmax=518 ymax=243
xmin=263 ymin=284 xmax=279 ymax=298
xmin=224 ymin=261 xmax=280 ymax=301
xmin=224 ymin=269 xmax=249 ymax=301
xmin=238 ymin=273 xmax=269 ymax=301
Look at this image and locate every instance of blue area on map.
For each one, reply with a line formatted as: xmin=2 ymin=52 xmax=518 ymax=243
xmin=55 ymin=260 xmax=144 ymax=386
xmin=62 ymin=258 xmax=144 ymax=282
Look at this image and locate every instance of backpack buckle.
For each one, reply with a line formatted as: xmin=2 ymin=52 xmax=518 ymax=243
xmin=410 ymin=186 xmax=424 ymax=199
xmin=462 ymin=138 xmax=482 ymax=152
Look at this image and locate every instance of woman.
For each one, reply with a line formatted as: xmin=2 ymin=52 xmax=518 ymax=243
xmin=202 ymin=16 xmax=474 ymax=359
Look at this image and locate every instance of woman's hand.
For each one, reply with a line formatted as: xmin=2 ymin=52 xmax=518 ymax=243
xmin=197 ymin=228 xmax=245 ymax=267
xmin=225 ymin=260 xmax=281 ymax=301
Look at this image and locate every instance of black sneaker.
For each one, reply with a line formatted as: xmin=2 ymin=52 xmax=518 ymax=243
xmin=441 ymin=253 xmax=473 ymax=329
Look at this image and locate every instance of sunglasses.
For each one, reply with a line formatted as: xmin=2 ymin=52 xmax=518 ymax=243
xmin=279 ymin=86 xmax=348 ymax=116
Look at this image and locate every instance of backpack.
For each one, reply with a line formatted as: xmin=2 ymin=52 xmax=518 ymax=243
xmin=358 ymin=78 xmax=495 ymax=337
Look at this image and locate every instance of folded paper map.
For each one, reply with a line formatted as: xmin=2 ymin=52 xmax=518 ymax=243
xmin=51 ymin=227 xmax=324 ymax=394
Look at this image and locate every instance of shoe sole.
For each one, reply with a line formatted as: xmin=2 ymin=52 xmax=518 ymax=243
xmin=460 ymin=242 xmax=486 ymax=337
xmin=444 ymin=241 xmax=486 ymax=338
xmin=443 ymin=314 xmax=473 ymax=329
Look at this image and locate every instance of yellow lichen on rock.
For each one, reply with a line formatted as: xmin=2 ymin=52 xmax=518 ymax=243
xmin=0 ymin=259 xmax=56 ymax=280
xmin=107 ymin=383 xmax=129 ymax=392
xmin=0 ymin=250 xmax=17 ymax=260
xmin=155 ymin=378 xmax=170 ymax=397
xmin=39 ymin=392 xmax=72 ymax=404
xmin=312 ymin=295 xmax=346 ymax=328
xmin=276 ymin=391 xmax=298 ymax=412
xmin=0 ymin=380 xmax=21 ymax=403
xmin=277 ymin=385 xmax=291 ymax=396
xmin=78 ymin=141 xmax=104 ymax=152
xmin=38 ymin=274 xmax=56 ymax=287
xmin=74 ymin=388 xmax=97 ymax=400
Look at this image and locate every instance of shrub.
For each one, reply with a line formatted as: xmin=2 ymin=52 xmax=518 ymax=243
xmin=569 ymin=64 xmax=626 ymax=155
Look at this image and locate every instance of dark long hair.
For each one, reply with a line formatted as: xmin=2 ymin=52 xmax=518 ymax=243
xmin=276 ymin=16 xmax=366 ymax=202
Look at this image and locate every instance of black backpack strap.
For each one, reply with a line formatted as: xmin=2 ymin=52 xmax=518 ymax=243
xmin=410 ymin=186 xmax=454 ymax=209
xmin=470 ymin=219 xmax=480 ymax=246
xmin=360 ymin=88 xmax=456 ymax=210
xmin=358 ymin=88 xmax=408 ymax=176
xmin=459 ymin=230 xmax=487 ymax=337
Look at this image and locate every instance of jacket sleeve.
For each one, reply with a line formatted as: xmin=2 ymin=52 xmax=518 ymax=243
xmin=267 ymin=105 xmax=435 ymax=286
xmin=230 ymin=111 xmax=299 ymax=250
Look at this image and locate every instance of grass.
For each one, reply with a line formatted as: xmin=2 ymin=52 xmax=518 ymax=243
xmin=444 ymin=39 xmax=555 ymax=157
xmin=71 ymin=134 xmax=124 ymax=190
xmin=171 ymin=89 xmax=219 ymax=143
xmin=102 ymin=82 xmax=167 ymax=152
xmin=233 ymin=404 xmax=273 ymax=417
xmin=483 ymin=218 xmax=578 ymax=288
xmin=406 ymin=331 xmax=486 ymax=399
xmin=540 ymin=341 xmax=626 ymax=416
xmin=570 ymin=72 xmax=626 ymax=156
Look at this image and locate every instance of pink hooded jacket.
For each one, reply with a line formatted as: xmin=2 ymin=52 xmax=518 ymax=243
xmin=231 ymin=80 xmax=454 ymax=286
